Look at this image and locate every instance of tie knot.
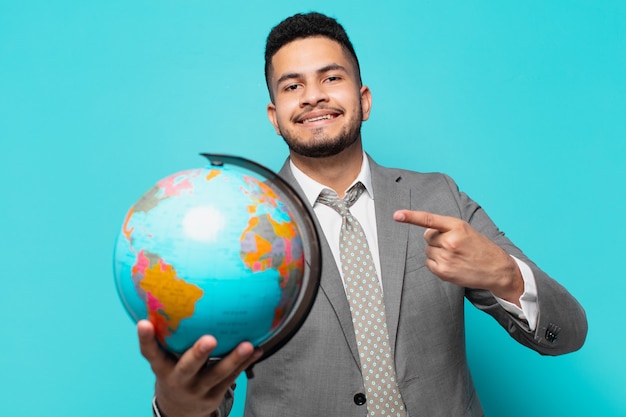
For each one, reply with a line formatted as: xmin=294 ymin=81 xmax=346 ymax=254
xmin=317 ymin=182 xmax=365 ymax=215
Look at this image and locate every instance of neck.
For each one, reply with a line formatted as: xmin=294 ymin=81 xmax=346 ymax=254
xmin=290 ymin=140 xmax=363 ymax=198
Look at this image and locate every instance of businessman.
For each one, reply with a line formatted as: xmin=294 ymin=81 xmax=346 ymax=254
xmin=138 ymin=12 xmax=587 ymax=417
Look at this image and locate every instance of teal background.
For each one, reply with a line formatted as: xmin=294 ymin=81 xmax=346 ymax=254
xmin=1 ymin=1 xmax=624 ymax=416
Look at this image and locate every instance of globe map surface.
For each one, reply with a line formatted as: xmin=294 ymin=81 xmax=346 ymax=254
xmin=114 ymin=155 xmax=319 ymax=358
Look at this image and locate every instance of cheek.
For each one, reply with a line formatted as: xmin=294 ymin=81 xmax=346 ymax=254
xmin=270 ymin=108 xmax=293 ymax=133
xmin=336 ymin=90 xmax=362 ymax=111
xmin=274 ymin=110 xmax=290 ymax=128
xmin=273 ymin=98 xmax=297 ymax=120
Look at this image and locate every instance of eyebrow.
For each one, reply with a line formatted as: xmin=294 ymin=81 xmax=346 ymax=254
xmin=275 ymin=63 xmax=349 ymax=86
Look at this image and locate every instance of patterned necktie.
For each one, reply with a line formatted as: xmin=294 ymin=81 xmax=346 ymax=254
xmin=317 ymin=183 xmax=406 ymax=417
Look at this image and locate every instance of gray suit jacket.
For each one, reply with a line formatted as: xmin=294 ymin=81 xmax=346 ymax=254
xmin=230 ymin=156 xmax=587 ymax=417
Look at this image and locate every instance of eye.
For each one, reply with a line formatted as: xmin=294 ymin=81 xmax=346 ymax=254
xmin=284 ymin=84 xmax=301 ymax=92
xmin=325 ymin=75 xmax=342 ymax=83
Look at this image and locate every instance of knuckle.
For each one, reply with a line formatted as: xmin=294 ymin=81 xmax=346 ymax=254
xmin=425 ymin=259 xmax=442 ymax=275
xmin=444 ymin=235 xmax=461 ymax=251
xmin=177 ymin=359 xmax=197 ymax=377
xmin=139 ymin=347 xmax=160 ymax=369
xmin=437 ymin=264 xmax=452 ymax=278
xmin=459 ymin=221 xmax=471 ymax=234
xmin=138 ymin=345 xmax=150 ymax=359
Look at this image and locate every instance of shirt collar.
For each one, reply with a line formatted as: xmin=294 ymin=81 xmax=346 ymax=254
xmin=289 ymin=152 xmax=374 ymax=207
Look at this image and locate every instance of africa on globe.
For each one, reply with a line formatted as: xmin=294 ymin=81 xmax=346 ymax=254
xmin=113 ymin=154 xmax=320 ymax=359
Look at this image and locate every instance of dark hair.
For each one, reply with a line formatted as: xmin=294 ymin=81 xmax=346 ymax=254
xmin=264 ymin=12 xmax=362 ymax=100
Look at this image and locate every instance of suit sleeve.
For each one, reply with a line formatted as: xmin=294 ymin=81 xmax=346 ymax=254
xmin=442 ymin=174 xmax=588 ymax=355
xmin=215 ymin=385 xmax=235 ymax=416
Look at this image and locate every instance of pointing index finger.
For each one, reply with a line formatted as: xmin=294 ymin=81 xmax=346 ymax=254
xmin=393 ymin=210 xmax=455 ymax=232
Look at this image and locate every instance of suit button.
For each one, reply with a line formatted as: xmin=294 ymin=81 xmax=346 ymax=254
xmin=545 ymin=323 xmax=561 ymax=343
xmin=354 ymin=393 xmax=366 ymax=406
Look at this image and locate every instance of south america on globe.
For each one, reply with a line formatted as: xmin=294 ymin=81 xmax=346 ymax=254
xmin=113 ymin=155 xmax=320 ymax=359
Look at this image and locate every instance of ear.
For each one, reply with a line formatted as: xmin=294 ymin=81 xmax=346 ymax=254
xmin=360 ymin=85 xmax=372 ymax=122
xmin=267 ymin=102 xmax=281 ymax=135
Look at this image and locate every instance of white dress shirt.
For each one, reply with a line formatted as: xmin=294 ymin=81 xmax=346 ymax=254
xmin=289 ymin=154 xmax=538 ymax=331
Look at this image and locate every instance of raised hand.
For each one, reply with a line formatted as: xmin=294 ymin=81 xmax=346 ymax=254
xmin=137 ymin=320 xmax=263 ymax=417
xmin=393 ymin=210 xmax=524 ymax=305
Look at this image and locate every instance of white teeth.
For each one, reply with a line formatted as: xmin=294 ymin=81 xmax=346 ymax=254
xmin=303 ymin=114 xmax=333 ymax=123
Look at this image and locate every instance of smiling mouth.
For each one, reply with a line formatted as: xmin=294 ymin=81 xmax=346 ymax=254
xmin=301 ymin=114 xmax=337 ymax=124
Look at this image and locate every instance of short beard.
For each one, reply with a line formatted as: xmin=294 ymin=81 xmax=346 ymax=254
xmin=281 ymin=107 xmax=363 ymax=158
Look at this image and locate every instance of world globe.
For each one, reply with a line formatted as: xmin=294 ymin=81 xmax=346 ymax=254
xmin=113 ymin=154 xmax=320 ymax=359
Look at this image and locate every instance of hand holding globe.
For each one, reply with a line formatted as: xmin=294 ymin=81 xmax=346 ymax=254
xmin=137 ymin=319 xmax=262 ymax=417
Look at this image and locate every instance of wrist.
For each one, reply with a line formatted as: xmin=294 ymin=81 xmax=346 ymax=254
xmin=153 ymin=396 xmax=167 ymax=417
xmin=492 ymin=258 xmax=524 ymax=306
xmin=153 ymin=396 xmax=220 ymax=417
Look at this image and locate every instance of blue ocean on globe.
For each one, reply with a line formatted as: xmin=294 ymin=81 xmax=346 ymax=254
xmin=113 ymin=163 xmax=306 ymax=357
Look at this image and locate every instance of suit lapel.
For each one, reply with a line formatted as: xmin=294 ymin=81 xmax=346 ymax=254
xmin=369 ymin=157 xmax=410 ymax=355
xmin=278 ymin=161 xmax=361 ymax=365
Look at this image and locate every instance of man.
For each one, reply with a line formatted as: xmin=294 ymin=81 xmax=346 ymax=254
xmin=138 ymin=12 xmax=587 ymax=417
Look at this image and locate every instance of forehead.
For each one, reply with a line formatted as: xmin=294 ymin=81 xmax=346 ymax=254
xmin=270 ymin=36 xmax=357 ymax=80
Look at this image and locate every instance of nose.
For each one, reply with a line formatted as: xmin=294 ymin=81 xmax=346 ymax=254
xmin=299 ymin=83 xmax=329 ymax=107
